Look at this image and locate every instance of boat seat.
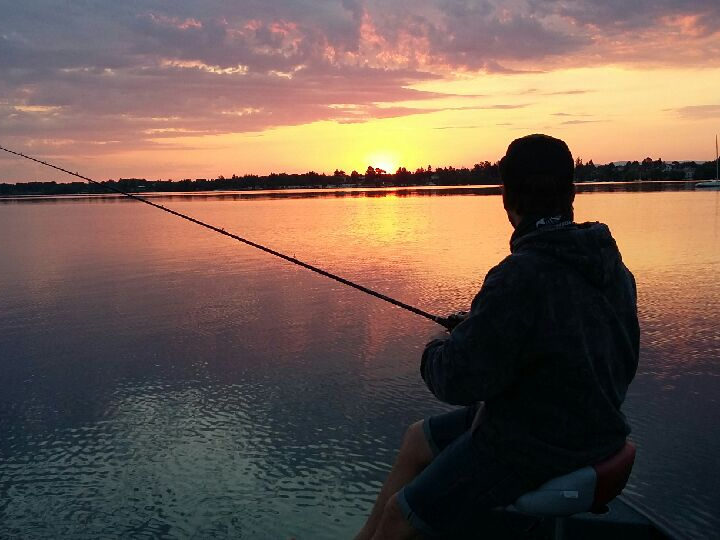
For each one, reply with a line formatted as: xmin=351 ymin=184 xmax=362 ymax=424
xmin=509 ymin=441 xmax=636 ymax=517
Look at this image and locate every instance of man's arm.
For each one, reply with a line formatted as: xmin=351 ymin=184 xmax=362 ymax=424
xmin=420 ymin=257 xmax=538 ymax=405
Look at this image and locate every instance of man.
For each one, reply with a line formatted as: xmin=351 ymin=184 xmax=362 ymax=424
xmin=355 ymin=134 xmax=639 ymax=539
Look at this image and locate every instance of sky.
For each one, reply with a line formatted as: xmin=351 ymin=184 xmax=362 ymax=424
xmin=1 ymin=0 xmax=719 ymax=181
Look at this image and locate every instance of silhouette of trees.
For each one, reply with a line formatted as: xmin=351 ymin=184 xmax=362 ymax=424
xmin=395 ymin=167 xmax=413 ymax=185
xmin=694 ymin=159 xmax=719 ymax=180
xmin=2 ymin=157 xmax=713 ymax=196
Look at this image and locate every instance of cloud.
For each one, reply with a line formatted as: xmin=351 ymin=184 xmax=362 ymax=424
xmin=545 ymin=90 xmax=592 ymax=96
xmin=532 ymin=0 xmax=720 ymax=33
xmin=426 ymin=1 xmax=589 ymax=68
xmin=528 ymin=0 xmax=720 ymax=66
xmin=559 ymin=119 xmax=602 ymax=125
xmin=1 ymin=0 xmax=719 ymax=157
xmin=482 ymin=60 xmax=544 ymax=75
xmin=473 ymin=104 xmax=530 ymax=110
xmin=433 ymin=125 xmax=483 ymax=130
xmin=671 ymin=104 xmax=720 ymax=119
xmin=438 ymin=104 xmax=530 ymax=112
xmin=517 ymin=88 xmax=594 ymax=97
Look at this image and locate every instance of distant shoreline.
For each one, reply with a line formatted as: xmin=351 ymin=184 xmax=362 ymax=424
xmin=2 ymin=156 xmax=718 ymax=198
xmin=0 ymin=180 xmax=704 ymax=202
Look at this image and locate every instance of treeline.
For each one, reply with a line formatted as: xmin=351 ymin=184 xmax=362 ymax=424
xmin=1 ymin=158 xmax=716 ymax=196
xmin=574 ymin=157 xmax=716 ymax=182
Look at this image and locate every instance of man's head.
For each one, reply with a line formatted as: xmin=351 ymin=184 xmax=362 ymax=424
xmin=499 ymin=134 xmax=575 ymax=227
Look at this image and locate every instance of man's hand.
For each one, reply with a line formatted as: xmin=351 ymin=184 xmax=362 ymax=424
xmin=441 ymin=311 xmax=468 ymax=331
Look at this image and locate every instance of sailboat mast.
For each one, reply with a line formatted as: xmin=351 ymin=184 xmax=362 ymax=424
xmin=716 ymin=134 xmax=718 ymax=181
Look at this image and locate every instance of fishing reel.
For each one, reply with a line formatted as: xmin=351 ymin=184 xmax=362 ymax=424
xmin=439 ymin=311 xmax=469 ymax=331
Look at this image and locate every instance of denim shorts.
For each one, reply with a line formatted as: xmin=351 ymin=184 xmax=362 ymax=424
xmin=396 ymin=405 xmax=535 ymax=537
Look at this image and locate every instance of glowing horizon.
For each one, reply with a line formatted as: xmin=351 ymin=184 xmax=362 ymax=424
xmin=1 ymin=1 xmax=719 ymax=182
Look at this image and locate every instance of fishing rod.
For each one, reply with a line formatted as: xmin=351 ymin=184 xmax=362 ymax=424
xmin=0 ymin=144 xmax=454 ymax=330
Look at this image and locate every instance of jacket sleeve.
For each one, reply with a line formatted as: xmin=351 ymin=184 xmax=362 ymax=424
xmin=421 ymin=257 xmax=538 ymax=405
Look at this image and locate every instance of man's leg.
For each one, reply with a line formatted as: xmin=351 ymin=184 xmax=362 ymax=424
xmin=369 ymin=493 xmax=421 ymax=539
xmin=354 ymin=421 xmax=433 ymax=540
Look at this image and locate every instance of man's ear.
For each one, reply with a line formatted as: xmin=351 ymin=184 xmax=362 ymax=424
xmin=502 ymin=187 xmax=521 ymax=228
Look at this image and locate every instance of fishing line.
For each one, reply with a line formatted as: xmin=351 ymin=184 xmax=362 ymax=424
xmin=1 ymin=144 xmax=452 ymax=329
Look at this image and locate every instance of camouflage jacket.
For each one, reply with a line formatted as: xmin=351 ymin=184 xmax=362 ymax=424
xmin=421 ymin=217 xmax=639 ymax=484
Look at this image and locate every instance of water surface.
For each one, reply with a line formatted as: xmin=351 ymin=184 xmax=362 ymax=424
xmin=1 ymin=187 xmax=718 ymax=538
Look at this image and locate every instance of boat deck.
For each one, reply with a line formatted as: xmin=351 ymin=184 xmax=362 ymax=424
xmin=460 ymin=498 xmax=674 ymax=539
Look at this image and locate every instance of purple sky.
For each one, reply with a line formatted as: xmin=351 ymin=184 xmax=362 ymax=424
xmin=1 ymin=1 xmax=719 ymax=178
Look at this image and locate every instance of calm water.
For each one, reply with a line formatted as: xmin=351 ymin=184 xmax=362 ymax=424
xmin=1 ymin=188 xmax=718 ymax=539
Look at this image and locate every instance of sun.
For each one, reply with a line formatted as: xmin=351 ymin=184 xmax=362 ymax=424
xmin=367 ymin=152 xmax=399 ymax=174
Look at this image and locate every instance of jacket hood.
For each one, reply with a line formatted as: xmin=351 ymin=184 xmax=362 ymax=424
xmin=511 ymin=221 xmax=623 ymax=289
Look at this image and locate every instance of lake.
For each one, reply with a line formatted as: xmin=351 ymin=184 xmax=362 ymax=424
xmin=1 ymin=186 xmax=718 ymax=538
